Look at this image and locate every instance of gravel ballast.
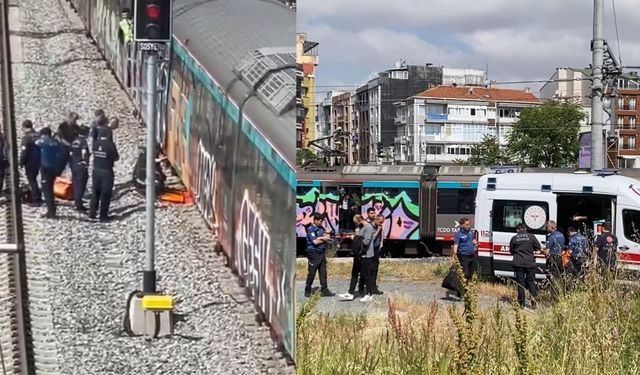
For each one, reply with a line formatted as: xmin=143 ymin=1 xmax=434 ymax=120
xmin=11 ymin=0 xmax=293 ymax=373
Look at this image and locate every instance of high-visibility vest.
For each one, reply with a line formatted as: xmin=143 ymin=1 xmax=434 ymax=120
xmin=119 ymin=19 xmax=133 ymax=44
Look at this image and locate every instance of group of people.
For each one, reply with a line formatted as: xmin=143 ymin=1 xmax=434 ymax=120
xmin=444 ymin=217 xmax=619 ymax=309
xmin=16 ymin=110 xmax=120 ymax=220
xmin=304 ymin=208 xmax=386 ymax=302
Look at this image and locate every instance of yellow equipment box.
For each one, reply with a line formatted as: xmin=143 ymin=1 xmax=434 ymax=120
xmin=141 ymin=295 xmax=174 ymax=311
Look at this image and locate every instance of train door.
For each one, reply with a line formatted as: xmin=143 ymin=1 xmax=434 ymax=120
xmin=339 ymin=184 xmax=362 ymax=233
xmin=490 ymin=191 xmax=556 ymax=279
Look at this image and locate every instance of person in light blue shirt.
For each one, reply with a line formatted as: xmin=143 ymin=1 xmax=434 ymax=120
xmin=448 ymin=217 xmax=478 ymax=298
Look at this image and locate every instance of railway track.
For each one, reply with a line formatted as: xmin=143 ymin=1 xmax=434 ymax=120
xmin=0 ymin=0 xmax=60 ymax=373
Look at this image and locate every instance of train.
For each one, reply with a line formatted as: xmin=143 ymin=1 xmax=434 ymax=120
xmin=296 ymin=164 xmax=640 ymax=257
xmin=68 ymin=0 xmax=296 ymax=359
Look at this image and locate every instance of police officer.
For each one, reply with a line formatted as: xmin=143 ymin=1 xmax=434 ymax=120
xmin=567 ymin=226 xmax=589 ymax=277
xmin=304 ymin=213 xmax=335 ymax=298
xmin=65 ymin=112 xmax=80 ymax=141
xmin=453 ymin=217 xmax=478 ymax=282
xmin=544 ymin=220 xmax=566 ymax=278
xmin=34 ymin=127 xmax=60 ymax=218
xmin=89 ymin=127 xmax=119 ymax=221
xmin=90 ymin=109 xmax=109 ymax=144
xmin=19 ymin=120 xmax=42 ymax=205
xmin=595 ymin=223 xmax=618 ymax=273
xmin=509 ymin=223 xmax=541 ymax=309
xmin=54 ymin=121 xmax=73 ymax=177
xmin=70 ymin=125 xmax=90 ymax=211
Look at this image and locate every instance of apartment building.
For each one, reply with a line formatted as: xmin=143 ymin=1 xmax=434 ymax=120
xmin=394 ymin=85 xmax=540 ymax=164
xmin=353 ymin=63 xmax=486 ymax=163
xmin=608 ymin=73 xmax=640 ymax=167
xmin=296 ymin=33 xmax=318 ymax=150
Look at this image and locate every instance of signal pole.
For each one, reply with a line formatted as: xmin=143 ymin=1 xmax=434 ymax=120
xmin=590 ymin=0 xmax=605 ymax=172
xmin=143 ymin=51 xmax=157 ymax=293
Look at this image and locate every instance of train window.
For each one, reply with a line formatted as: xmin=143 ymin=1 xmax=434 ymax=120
xmin=437 ymin=188 xmax=475 ymax=215
xmin=492 ymin=200 xmax=549 ymax=235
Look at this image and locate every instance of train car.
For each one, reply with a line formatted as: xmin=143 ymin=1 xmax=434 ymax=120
xmin=75 ymin=0 xmax=297 ymax=360
xmin=296 ymin=164 xmax=522 ymax=256
xmin=426 ymin=165 xmax=494 ymax=254
xmin=297 ymin=165 xmax=426 ymax=256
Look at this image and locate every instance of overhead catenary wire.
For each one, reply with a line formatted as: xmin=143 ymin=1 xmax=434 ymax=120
xmin=611 ymin=0 xmax=622 ymax=65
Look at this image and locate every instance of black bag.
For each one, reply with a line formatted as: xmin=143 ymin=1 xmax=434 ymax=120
xmin=441 ymin=265 xmax=461 ymax=292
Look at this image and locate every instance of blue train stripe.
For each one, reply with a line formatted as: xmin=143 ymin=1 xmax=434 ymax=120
xmin=362 ymin=181 xmax=420 ymax=189
xmin=437 ymin=181 xmax=478 ymax=189
xmin=171 ymin=38 xmax=296 ymax=191
xmin=297 ymin=181 xmax=321 ymax=187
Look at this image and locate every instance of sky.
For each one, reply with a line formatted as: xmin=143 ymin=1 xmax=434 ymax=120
xmin=297 ymin=0 xmax=640 ymax=103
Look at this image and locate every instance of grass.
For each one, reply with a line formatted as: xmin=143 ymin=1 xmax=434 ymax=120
xmin=296 ymin=257 xmax=640 ymax=375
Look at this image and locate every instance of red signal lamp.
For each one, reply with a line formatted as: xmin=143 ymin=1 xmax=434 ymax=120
xmin=146 ymin=4 xmax=160 ymax=20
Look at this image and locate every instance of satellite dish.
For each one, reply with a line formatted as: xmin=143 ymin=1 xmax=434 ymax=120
xmin=394 ymin=61 xmax=402 ymax=68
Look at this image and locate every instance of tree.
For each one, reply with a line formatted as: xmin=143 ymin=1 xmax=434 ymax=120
xmin=296 ymin=148 xmax=325 ymax=167
xmin=454 ymin=135 xmax=508 ymax=166
xmin=505 ymin=101 xmax=586 ymax=168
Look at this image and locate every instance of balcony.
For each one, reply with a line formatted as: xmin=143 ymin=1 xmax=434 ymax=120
xmin=425 ymin=113 xmax=448 ymax=122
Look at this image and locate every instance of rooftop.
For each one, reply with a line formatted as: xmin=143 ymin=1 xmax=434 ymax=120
xmin=414 ymin=85 xmax=540 ymax=103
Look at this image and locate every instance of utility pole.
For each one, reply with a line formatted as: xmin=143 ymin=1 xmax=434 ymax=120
xmin=591 ymin=0 xmax=605 ymax=171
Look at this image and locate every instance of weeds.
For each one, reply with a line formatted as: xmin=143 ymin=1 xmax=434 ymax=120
xmin=297 ymin=259 xmax=640 ymax=375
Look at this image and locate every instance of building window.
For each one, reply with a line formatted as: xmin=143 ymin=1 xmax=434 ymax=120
xmin=630 ymin=136 xmax=636 ymax=150
xmin=618 ymin=97 xmax=624 ymax=109
xmin=631 ymin=117 xmax=637 ymax=128
xmin=618 ymin=116 xmax=624 ymax=127
xmin=631 ymin=98 xmax=637 ymax=110
xmin=470 ymin=108 xmax=476 ymax=116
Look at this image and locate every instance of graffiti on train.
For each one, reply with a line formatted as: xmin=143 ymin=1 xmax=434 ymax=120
xmin=192 ymin=139 xmax=217 ymax=228
xmin=236 ymin=190 xmax=293 ymax=349
xmin=296 ymin=188 xmax=339 ymax=236
xmin=361 ymin=191 xmax=420 ymax=240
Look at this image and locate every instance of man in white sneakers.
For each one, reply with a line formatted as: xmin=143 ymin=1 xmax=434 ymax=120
xmin=345 ymin=214 xmax=383 ymax=302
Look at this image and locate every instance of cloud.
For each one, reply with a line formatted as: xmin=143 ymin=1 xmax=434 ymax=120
xmin=298 ymin=0 xmax=640 ymax=95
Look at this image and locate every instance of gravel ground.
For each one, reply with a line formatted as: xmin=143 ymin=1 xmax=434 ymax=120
xmin=11 ymin=0 xmax=292 ymax=374
xmin=296 ymin=279 xmax=510 ymax=316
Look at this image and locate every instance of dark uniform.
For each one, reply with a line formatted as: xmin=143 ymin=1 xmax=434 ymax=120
xmin=19 ymin=126 xmax=42 ymax=204
xmin=90 ymin=114 xmax=109 ymax=143
xmin=69 ymin=126 xmax=90 ymax=211
xmin=35 ymin=130 xmax=60 ymax=218
xmin=89 ymin=128 xmax=119 ymax=221
xmin=595 ymin=229 xmax=618 ymax=273
xmin=304 ymin=220 xmax=334 ymax=297
xmin=509 ymin=225 xmax=541 ymax=308
xmin=568 ymin=230 xmax=589 ymax=276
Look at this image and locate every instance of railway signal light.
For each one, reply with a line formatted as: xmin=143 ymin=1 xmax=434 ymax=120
xmin=134 ymin=0 xmax=172 ymax=43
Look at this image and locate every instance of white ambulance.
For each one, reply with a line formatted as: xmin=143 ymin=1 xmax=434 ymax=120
xmin=474 ymin=170 xmax=640 ymax=279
